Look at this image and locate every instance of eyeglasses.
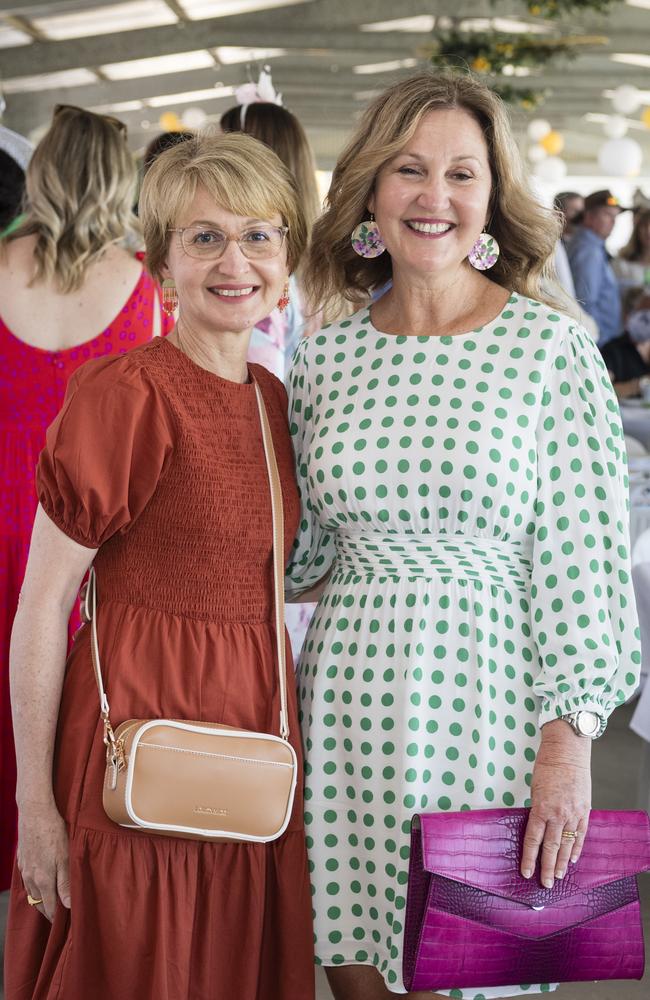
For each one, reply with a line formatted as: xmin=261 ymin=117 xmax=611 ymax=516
xmin=168 ymin=225 xmax=289 ymax=261
xmin=53 ymin=103 xmax=128 ymax=137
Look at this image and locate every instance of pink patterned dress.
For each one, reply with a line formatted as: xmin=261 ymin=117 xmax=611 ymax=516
xmin=0 ymin=265 xmax=172 ymax=889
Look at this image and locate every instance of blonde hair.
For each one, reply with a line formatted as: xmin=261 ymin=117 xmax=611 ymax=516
xmin=220 ymin=103 xmax=321 ymax=231
xmin=4 ymin=105 xmax=139 ymax=294
xmin=619 ymin=208 xmax=650 ymax=262
xmin=139 ymin=132 xmax=307 ymax=281
xmin=306 ymin=71 xmax=562 ymax=319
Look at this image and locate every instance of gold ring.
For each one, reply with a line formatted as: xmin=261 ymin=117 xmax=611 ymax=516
xmin=561 ymin=830 xmax=578 ymax=840
xmin=27 ymin=894 xmax=43 ymax=906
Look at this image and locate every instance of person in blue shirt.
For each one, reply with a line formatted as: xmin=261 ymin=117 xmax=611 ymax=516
xmin=568 ymin=189 xmax=630 ymax=345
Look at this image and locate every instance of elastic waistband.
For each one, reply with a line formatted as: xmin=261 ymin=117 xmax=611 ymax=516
xmin=333 ymin=532 xmax=532 ymax=591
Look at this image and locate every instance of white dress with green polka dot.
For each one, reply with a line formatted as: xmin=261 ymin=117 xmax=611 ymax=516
xmin=285 ymin=293 xmax=641 ymax=997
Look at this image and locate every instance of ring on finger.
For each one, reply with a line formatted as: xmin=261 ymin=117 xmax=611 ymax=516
xmin=561 ymin=830 xmax=578 ymax=840
xmin=26 ymin=893 xmax=43 ymax=906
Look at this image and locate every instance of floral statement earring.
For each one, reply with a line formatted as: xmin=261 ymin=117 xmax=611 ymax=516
xmin=468 ymin=232 xmax=500 ymax=271
xmin=350 ymin=214 xmax=386 ymax=258
xmin=161 ymin=279 xmax=178 ymax=316
xmin=277 ymin=280 xmax=290 ymax=313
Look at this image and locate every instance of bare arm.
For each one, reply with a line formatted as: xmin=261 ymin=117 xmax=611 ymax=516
xmin=286 ymin=568 xmax=332 ymax=604
xmin=11 ymin=505 xmax=96 ymax=920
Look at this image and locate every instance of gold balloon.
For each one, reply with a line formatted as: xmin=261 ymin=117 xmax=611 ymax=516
xmin=642 ymin=107 xmax=650 ymax=129
xmin=158 ymin=111 xmax=181 ymax=132
xmin=540 ymin=130 xmax=564 ymax=155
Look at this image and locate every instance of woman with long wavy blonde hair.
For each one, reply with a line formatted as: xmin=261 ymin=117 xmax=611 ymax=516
xmin=0 ymin=105 xmax=171 ymax=892
xmin=285 ymin=71 xmax=639 ymax=999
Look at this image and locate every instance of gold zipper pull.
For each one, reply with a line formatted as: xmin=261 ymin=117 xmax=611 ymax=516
xmin=108 ymin=754 xmax=119 ymax=791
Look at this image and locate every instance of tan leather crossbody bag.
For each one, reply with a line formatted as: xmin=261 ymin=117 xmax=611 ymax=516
xmin=85 ymin=381 xmax=298 ymax=842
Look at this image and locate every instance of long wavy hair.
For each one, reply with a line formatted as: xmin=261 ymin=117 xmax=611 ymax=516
xmin=305 ymin=71 xmax=561 ymax=319
xmin=4 ymin=105 xmax=139 ymax=293
xmin=619 ymin=208 xmax=650 ymax=262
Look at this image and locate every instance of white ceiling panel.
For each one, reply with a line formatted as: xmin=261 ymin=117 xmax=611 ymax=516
xmin=181 ymin=0 xmax=311 ymax=18
xmin=215 ymin=46 xmax=286 ymax=64
xmin=353 ymin=58 xmax=418 ymax=75
xmin=361 ymin=16 xmax=435 ymax=33
xmin=101 ymin=50 xmax=215 ymax=81
xmin=0 ymin=25 xmax=33 ymax=47
xmin=147 ymin=85 xmax=235 ymax=106
xmin=33 ymin=0 xmax=177 ymax=41
xmin=2 ymin=68 xmax=99 ymax=94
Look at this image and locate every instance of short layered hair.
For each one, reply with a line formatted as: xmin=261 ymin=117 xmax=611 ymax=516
xmin=139 ymin=132 xmax=307 ymax=280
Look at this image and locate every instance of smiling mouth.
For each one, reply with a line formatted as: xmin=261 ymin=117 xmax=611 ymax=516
xmin=406 ymin=221 xmax=454 ymax=235
xmin=208 ymin=286 xmax=256 ymax=299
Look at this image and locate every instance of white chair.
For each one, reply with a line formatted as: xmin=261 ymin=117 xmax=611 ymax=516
xmin=625 ymin=434 xmax=648 ymax=458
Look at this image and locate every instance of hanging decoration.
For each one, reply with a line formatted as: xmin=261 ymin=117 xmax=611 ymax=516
xmin=526 ymin=119 xmax=566 ymax=173
xmin=158 ymin=111 xmax=182 ymax=132
xmin=425 ymin=28 xmax=607 ymax=109
xmin=611 ymin=85 xmax=642 ymax=115
xmin=181 ymin=107 xmax=207 ymax=130
xmin=522 ymin=0 xmax=621 ymax=15
xmin=539 ymin=130 xmax=565 ymax=155
xmin=603 ymin=115 xmax=628 ymax=139
xmin=534 ymin=156 xmax=568 ymax=183
xmin=598 ymin=137 xmax=643 ymax=177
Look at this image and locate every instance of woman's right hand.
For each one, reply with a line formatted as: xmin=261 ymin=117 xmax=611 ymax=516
xmin=16 ymin=801 xmax=71 ymax=922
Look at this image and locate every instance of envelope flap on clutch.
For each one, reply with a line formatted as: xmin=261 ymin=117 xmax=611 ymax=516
xmin=416 ymin=807 xmax=650 ymax=906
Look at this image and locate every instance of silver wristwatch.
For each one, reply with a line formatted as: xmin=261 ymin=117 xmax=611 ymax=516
xmin=559 ymin=710 xmax=607 ymax=739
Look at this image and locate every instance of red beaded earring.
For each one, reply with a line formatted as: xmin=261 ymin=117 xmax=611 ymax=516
xmin=277 ymin=280 xmax=290 ymax=313
xmin=161 ymin=279 xmax=178 ymax=316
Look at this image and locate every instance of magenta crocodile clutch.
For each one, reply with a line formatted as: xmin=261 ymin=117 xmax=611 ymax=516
xmin=403 ymin=808 xmax=650 ymax=992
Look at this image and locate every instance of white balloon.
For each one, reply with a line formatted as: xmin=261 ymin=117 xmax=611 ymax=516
xmin=527 ymin=145 xmax=547 ymax=163
xmin=527 ymin=119 xmax=551 ymax=142
xmin=611 ymin=85 xmax=641 ymax=116
xmin=534 ymin=156 xmax=568 ymax=183
xmin=603 ymin=115 xmax=628 ymax=139
xmin=181 ymin=107 xmax=207 ymax=129
xmin=598 ymin=137 xmax=643 ymax=177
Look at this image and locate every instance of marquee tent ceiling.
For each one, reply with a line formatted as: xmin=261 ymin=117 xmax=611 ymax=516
xmin=1 ymin=0 xmax=650 ymax=172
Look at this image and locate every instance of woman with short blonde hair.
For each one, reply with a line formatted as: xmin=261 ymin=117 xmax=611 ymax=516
xmin=5 ymin=131 xmax=314 ymax=1000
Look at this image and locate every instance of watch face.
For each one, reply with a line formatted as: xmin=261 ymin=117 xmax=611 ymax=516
xmin=576 ymin=711 xmax=600 ymax=737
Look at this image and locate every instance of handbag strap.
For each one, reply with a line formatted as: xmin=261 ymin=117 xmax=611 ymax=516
xmin=86 ymin=375 xmax=290 ymax=743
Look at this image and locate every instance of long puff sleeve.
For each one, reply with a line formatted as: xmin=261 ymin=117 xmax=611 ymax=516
xmin=285 ymin=337 xmax=336 ymax=595
xmin=37 ymin=355 xmax=175 ymax=548
xmin=530 ymin=323 xmax=641 ymax=725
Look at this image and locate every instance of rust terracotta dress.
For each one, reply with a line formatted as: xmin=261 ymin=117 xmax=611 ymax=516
xmin=4 ymin=337 xmax=315 ymax=1000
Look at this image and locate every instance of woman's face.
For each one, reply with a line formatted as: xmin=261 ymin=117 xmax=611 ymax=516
xmin=163 ymin=185 xmax=289 ymax=335
xmin=368 ymin=108 xmax=493 ymax=281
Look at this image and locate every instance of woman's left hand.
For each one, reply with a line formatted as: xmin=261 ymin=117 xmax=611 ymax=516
xmin=520 ymin=719 xmax=592 ymax=887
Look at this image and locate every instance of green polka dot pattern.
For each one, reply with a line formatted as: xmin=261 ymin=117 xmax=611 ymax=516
xmin=285 ymin=294 xmax=641 ymax=996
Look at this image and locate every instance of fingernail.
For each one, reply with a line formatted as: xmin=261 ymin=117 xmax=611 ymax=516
xmin=570 ymin=856 xmax=578 ymax=864
xmin=556 ymin=869 xmax=565 ymax=880
xmin=543 ymin=877 xmax=553 ymax=888
xmin=521 ymin=868 xmax=532 ymax=879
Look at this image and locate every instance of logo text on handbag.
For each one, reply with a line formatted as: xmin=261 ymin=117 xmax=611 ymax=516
xmin=194 ymin=805 xmax=229 ymax=816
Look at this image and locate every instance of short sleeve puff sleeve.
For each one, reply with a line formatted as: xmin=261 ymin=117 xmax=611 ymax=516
xmin=285 ymin=338 xmax=336 ymax=594
xmin=530 ymin=322 xmax=641 ymax=725
xmin=37 ymin=355 xmax=175 ymax=548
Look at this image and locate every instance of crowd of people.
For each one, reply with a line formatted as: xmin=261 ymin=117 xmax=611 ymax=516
xmin=0 ymin=70 xmax=645 ymax=1000
xmin=555 ymin=187 xmax=650 ymax=398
